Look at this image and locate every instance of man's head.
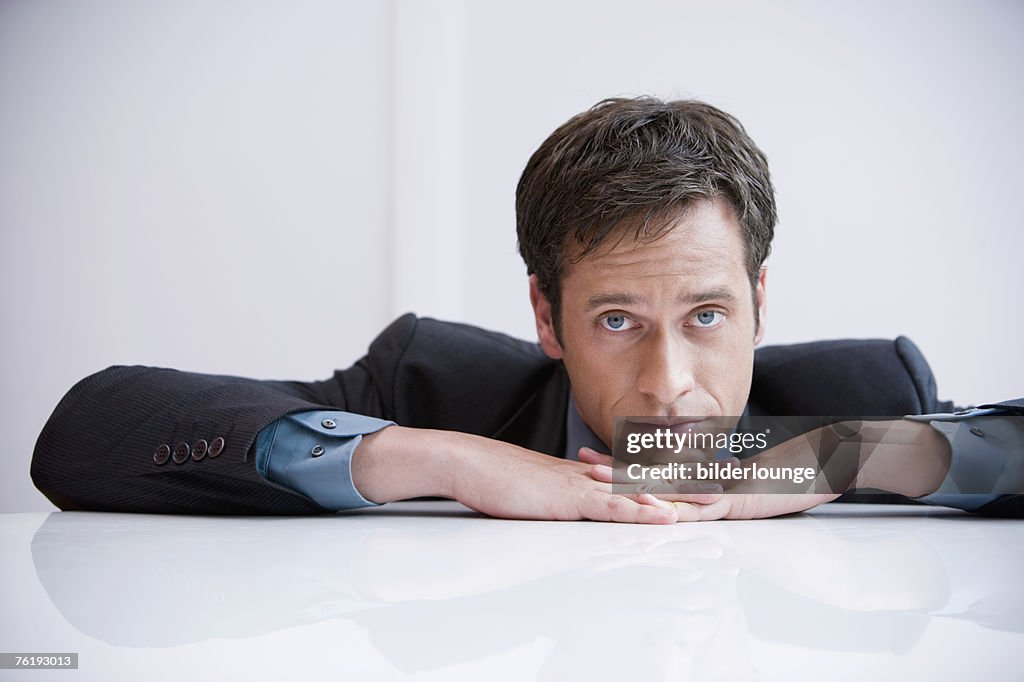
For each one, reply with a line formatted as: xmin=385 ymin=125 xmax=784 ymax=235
xmin=515 ymin=97 xmax=776 ymax=445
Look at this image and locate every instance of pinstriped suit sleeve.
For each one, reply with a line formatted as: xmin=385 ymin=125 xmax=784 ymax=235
xmin=30 ymin=319 xmax=419 ymax=514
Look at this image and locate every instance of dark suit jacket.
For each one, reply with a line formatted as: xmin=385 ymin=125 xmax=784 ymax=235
xmin=31 ymin=314 xmax=1024 ymax=517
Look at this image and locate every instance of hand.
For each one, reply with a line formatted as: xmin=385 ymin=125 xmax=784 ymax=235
xmin=578 ymin=446 xmax=735 ymax=497
xmin=580 ymin=446 xmax=839 ymax=520
xmin=354 ymin=426 xmax=683 ymax=524
xmin=584 ymin=417 xmax=952 ymax=520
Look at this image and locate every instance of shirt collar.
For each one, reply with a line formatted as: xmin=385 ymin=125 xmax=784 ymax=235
xmin=564 ymin=391 xmax=609 ymax=460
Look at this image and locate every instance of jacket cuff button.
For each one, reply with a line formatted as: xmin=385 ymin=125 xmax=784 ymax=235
xmin=153 ymin=444 xmax=171 ymax=465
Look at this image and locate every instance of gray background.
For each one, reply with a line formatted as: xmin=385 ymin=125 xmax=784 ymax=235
xmin=2 ymin=0 xmax=1021 ymax=512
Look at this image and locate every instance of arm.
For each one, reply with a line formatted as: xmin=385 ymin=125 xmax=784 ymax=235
xmin=30 ymin=365 xmax=341 ymax=514
xmin=29 ymin=315 xmax=450 ymax=514
xmin=32 ymin=364 xmax=688 ymax=521
xmin=352 ymin=425 xmax=684 ymax=522
xmin=908 ymin=404 xmax=1024 ymax=514
xmin=253 ymin=410 xmax=687 ymax=522
xmin=584 ymin=408 xmax=1024 ymax=520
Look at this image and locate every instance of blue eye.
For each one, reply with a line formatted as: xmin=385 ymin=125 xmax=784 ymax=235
xmin=694 ymin=310 xmax=721 ymax=327
xmin=601 ymin=314 xmax=633 ymax=331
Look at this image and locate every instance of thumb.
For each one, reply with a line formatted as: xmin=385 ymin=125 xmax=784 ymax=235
xmin=578 ymin=446 xmax=614 ymax=466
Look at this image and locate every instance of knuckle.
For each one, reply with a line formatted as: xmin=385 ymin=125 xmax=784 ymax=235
xmin=605 ymin=495 xmax=630 ymax=515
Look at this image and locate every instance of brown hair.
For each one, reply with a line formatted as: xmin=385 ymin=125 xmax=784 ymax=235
xmin=516 ymin=97 xmax=776 ymax=331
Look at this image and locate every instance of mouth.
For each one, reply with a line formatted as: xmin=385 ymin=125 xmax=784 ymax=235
xmin=619 ymin=416 xmax=710 ymax=441
xmin=624 ymin=416 xmax=708 ymax=427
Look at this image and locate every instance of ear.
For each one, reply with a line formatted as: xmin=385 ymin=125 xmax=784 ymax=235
xmin=753 ymin=266 xmax=768 ymax=345
xmin=529 ymin=275 xmax=564 ymax=360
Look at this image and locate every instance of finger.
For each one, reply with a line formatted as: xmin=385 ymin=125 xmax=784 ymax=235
xmin=672 ymin=497 xmax=732 ymax=522
xmin=590 ymin=464 xmax=726 ymax=503
xmin=589 ymin=463 xmax=613 ymax=483
xmin=654 ymin=491 xmax=724 ymax=504
xmin=631 ymin=492 xmax=678 ymax=511
xmin=589 ymin=463 xmax=641 ymax=485
xmin=587 ymin=463 xmax=657 ymax=489
xmin=582 ymin=490 xmax=678 ymax=525
xmin=670 ymin=501 xmax=701 ymax=522
xmin=577 ymin=446 xmax=614 ymax=466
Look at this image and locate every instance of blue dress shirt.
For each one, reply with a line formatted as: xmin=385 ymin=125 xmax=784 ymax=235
xmin=254 ymin=410 xmax=392 ymax=510
xmin=908 ymin=408 xmax=1022 ymax=510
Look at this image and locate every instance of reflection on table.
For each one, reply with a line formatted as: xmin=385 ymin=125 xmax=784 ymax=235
xmin=11 ymin=502 xmax=1024 ymax=680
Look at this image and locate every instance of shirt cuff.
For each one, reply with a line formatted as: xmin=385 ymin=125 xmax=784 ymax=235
xmin=905 ymin=408 xmax=1021 ymax=511
xmin=254 ymin=410 xmax=394 ymax=511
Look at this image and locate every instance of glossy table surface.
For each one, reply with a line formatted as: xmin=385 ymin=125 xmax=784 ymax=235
xmin=1 ymin=502 xmax=1021 ymax=681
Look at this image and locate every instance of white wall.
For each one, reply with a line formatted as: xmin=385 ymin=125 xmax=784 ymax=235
xmin=2 ymin=0 xmax=1021 ymax=511
xmin=0 ymin=0 xmax=395 ymax=511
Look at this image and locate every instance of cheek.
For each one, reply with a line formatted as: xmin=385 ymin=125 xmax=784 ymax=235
xmin=563 ymin=326 xmax=639 ymax=386
xmin=702 ymin=345 xmax=754 ymax=411
xmin=562 ymin=341 xmax=636 ymax=423
xmin=564 ymin=347 xmax=624 ymax=399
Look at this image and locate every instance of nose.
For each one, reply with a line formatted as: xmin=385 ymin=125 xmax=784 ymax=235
xmin=635 ymin=330 xmax=697 ymax=408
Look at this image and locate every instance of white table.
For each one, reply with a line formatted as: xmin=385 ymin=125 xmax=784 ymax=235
xmin=1 ymin=502 xmax=1021 ymax=681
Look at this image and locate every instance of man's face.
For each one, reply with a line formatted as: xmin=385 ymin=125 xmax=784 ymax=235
xmin=530 ymin=197 xmax=767 ymax=448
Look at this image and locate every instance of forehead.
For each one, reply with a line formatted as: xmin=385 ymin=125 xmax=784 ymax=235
xmin=561 ymin=198 xmax=748 ymax=295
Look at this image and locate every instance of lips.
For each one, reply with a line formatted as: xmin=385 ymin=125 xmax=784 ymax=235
xmin=624 ymin=416 xmax=708 ymax=427
xmin=619 ymin=417 xmax=709 ymax=442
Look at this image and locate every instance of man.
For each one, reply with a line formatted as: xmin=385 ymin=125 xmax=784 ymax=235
xmin=31 ymin=97 xmax=1023 ymax=521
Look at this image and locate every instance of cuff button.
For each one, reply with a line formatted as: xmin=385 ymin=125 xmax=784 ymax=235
xmin=172 ymin=443 xmax=191 ymax=464
xmin=153 ymin=444 xmax=171 ymax=465
xmin=208 ymin=437 xmax=225 ymax=458
xmin=192 ymin=439 xmax=208 ymax=461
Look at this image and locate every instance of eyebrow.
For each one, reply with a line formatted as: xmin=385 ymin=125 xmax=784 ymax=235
xmin=684 ymin=287 xmax=738 ymax=306
xmin=584 ymin=292 xmax=640 ymax=311
xmin=584 ymin=287 xmax=738 ymax=311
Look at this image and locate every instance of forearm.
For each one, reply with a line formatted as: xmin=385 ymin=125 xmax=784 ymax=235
xmin=676 ymin=420 xmax=949 ymax=520
xmin=355 ymin=427 xmax=679 ymax=523
xmin=351 ymin=425 xmax=458 ymax=503
xmin=849 ymin=420 xmax=952 ymax=497
xmin=711 ymin=420 xmax=949 ymax=497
